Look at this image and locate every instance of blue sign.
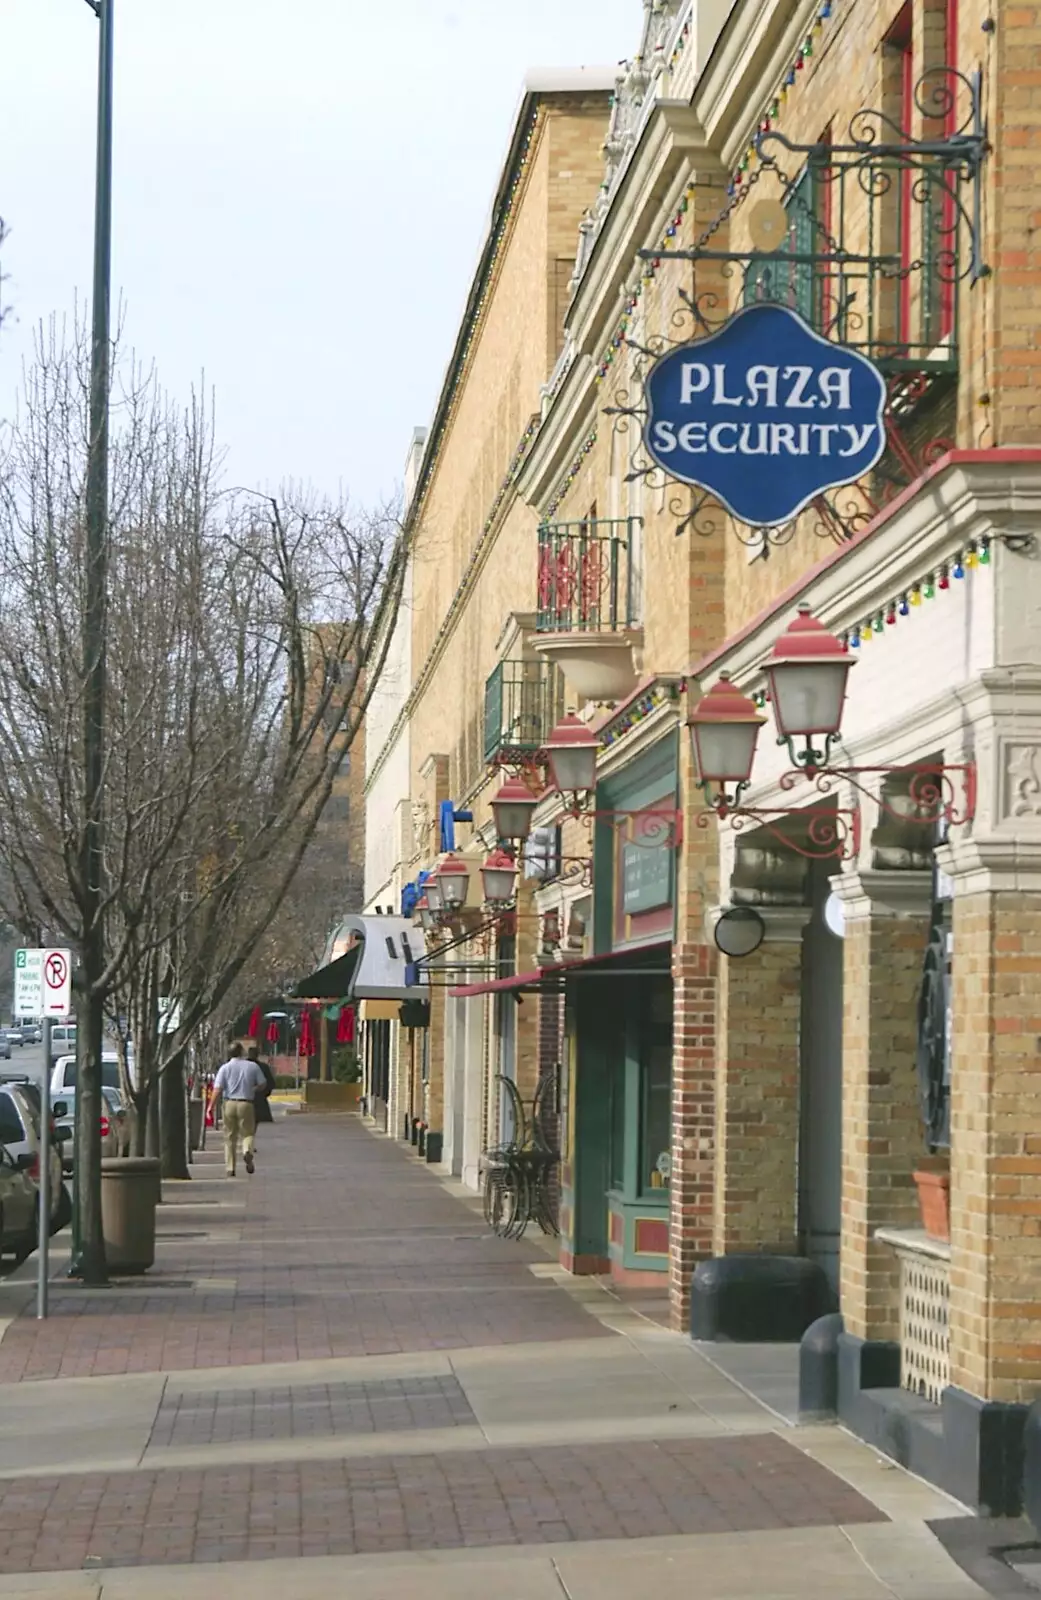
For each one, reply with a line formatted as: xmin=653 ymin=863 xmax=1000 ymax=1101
xmin=643 ymin=303 xmax=887 ymax=527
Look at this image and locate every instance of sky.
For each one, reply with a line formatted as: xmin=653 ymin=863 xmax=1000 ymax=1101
xmin=0 ymin=0 xmax=640 ymax=507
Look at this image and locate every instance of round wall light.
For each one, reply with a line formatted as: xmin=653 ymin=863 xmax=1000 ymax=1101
xmin=713 ymin=906 xmax=766 ymax=959
xmin=824 ymin=891 xmax=846 ymax=940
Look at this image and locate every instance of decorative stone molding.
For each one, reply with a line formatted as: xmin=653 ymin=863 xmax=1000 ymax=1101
xmin=568 ymin=0 xmax=686 ymax=297
xmin=829 ymin=868 xmax=932 ymax=922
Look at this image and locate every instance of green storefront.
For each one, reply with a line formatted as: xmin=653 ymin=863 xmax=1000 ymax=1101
xmin=559 ymin=733 xmax=676 ymax=1285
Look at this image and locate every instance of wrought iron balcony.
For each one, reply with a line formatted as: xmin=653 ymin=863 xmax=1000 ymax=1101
xmin=483 ymin=658 xmax=565 ymax=765
xmin=536 ymin=519 xmax=640 ymax=636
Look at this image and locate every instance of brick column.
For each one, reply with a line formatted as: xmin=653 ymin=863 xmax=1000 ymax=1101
xmin=947 ymin=887 xmax=1041 ymax=1402
xmin=713 ymin=907 xmax=809 ymax=1257
xmin=669 ymin=939 xmax=716 ymax=1328
xmin=836 ymin=869 xmax=931 ymax=1341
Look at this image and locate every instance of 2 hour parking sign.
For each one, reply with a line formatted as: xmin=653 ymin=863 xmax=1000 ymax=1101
xmin=642 ymin=302 xmax=887 ymax=527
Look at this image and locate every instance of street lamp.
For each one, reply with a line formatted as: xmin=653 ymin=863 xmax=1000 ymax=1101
xmin=686 ymin=673 xmax=766 ymax=812
xmin=70 ymin=0 xmax=114 ymax=1286
xmin=765 ymin=604 xmax=854 ymax=772
xmin=481 ymin=848 xmax=519 ymax=906
xmin=413 ymin=893 xmax=436 ymax=936
xmin=434 ymin=853 xmax=470 ymax=913
xmin=424 ymin=875 xmax=445 ymax=917
xmin=543 ymin=713 xmax=599 ymax=800
xmin=491 ymin=776 xmax=539 ymax=843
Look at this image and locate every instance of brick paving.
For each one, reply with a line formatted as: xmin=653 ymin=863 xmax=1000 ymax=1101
xmin=0 ymin=1116 xmax=608 ymax=1381
xmin=0 ymin=1434 xmax=886 ymax=1574
xmin=148 ymin=1376 xmax=476 ymax=1448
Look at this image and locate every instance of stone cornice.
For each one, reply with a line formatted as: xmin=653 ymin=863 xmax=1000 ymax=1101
xmin=694 ymin=0 xmax=826 ymax=169
xmin=518 ymin=104 xmax=722 ymax=515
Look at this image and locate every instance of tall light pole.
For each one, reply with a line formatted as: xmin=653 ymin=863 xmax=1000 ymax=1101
xmin=70 ymin=0 xmax=114 ymax=1283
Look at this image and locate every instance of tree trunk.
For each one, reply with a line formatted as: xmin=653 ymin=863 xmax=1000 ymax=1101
xmin=159 ymin=1051 xmax=188 ymax=1179
xmin=72 ymin=989 xmax=107 ymax=1282
xmin=146 ymin=1069 xmax=160 ymax=1158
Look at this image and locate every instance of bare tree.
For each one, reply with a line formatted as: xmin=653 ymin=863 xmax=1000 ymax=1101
xmin=0 ymin=321 xmax=406 ymax=1271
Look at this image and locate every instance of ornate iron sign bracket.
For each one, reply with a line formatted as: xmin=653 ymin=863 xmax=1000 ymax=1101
xmin=606 ymin=66 xmax=989 ymax=549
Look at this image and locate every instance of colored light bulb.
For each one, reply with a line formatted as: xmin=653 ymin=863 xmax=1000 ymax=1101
xmin=886 ymin=609 xmax=896 ymax=625
xmin=979 ymin=540 xmax=991 ymax=564
xmin=910 ymin=587 xmax=922 ymax=606
xmin=939 ymin=568 xmax=950 ymax=590
xmin=873 ymin=615 xmax=884 ymax=633
xmin=953 ymin=558 xmax=965 ymax=579
xmin=965 ymin=549 xmax=977 ymax=569
xmin=924 ymin=581 xmax=935 ymax=599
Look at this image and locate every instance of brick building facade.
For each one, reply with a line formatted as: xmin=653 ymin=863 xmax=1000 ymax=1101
xmin=362 ymin=0 xmax=1041 ymax=1515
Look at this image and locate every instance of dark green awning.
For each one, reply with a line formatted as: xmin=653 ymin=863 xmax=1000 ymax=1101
xmin=291 ymin=944 xmax=361 ymax=1001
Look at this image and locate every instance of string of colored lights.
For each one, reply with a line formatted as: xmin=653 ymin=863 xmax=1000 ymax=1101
xmin=729 ymin=1 xmax=836 ymax=197
xmin=749 ymin=538 xmax=992 ymax=705
xmin=545 ymin=428 xmax=598 ymax=518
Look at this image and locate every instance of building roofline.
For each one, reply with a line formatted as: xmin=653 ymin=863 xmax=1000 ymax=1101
xmin=404 ymin=74 xmax=613 ymax=535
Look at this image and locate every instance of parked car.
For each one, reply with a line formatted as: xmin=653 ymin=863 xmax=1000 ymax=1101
xmin=17 ymin=1022 xmax=41 ymax=1045
xmin=50 ymin=1051 xmax=124 ymax=1102
xmin=0 ymin=1146 xmax=37 ymax=1262
xmin=0 ymin=1034 xmax=10 ymax=1063
xmin=48 ymin=1025 xmax=77 ymax=1064
xmin=4 ymin=1028 xmax=24 ymax=1050
xmin=53 ymin=1075 xmax=126 ymax=1172
xmin=0 ymin=1081 xmax=69 ymax=1243
xmin=102 ymin=1086 xmax=131 ymax=1158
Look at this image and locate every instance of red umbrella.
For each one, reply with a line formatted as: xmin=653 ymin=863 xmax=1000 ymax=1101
xmin=336 ymin=1005 xmax=355 ymax=1044
xmin=298 ymin=1008 xmax=316 ymax=1057
xmin=266 ymin=1018 xmax=280 ymax=1045
xmin=246 ymin=1005 xmax=262 ymax=1039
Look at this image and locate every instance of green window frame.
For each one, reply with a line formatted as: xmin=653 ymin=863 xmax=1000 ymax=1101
xmin=744 ymin=165 xmax=822 ymax=328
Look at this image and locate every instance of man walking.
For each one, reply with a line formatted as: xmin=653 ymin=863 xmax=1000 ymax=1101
xmin=211 ymin=1043 xmax=268 ymax=1177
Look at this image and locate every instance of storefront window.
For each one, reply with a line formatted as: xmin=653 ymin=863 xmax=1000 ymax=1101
xmin=640 ymin=1041 xmax=672 ymax=1194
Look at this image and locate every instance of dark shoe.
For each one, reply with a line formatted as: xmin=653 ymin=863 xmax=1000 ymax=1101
xmin=244 ymin=1151 xmax=255 ymax=1174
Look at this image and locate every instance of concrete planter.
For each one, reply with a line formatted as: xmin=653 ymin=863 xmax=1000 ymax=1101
xmin=101 ymin=1157 xmax=159 ymax=1274
xmin=303 ymin=1081 xmax=361 ymax=1112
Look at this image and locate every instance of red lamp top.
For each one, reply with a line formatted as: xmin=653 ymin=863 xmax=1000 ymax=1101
xmin=482 ymin=846 xmax=518 ymax=874
xmin=768 ymin=603 xmax=849 ymax=669
xmin=687 ymin=672 xmax=766 ymax=730
xmin=492 ymin=776 xmax=539 ymax=810
xmin=434 ymin=852 xmax=468 ymax=881
xmin=544 ymin=712 xmax=598 ymax=757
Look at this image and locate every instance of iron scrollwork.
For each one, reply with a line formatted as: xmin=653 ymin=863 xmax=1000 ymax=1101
xmin=605 ymin=66 xmax=987 ymax=549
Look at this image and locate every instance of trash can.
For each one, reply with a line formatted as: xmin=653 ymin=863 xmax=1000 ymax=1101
xmin=101 ymin=1156 xmax=160 ymax=1274
xmin=188 ymin=1097 xmax=203 ymax=1151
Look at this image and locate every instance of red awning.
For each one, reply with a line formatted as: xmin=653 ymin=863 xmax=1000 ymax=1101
xmin=448 ymin=945 xmax=670 ymax=999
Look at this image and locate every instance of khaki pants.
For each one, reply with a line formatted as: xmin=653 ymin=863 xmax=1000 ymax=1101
xmin=222 ymin=1099 xmax=256 ymax=1175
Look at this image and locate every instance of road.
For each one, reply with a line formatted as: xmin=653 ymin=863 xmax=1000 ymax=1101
xmin=0 ymin=1039 xmax=46 ymax=1090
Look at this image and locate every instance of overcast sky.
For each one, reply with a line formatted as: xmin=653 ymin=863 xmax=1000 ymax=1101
xmin=0 ymin=0 xmax=638 ymax=505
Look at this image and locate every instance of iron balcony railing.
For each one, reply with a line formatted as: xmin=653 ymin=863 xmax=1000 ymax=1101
xmin=483 ymin=658 xmax=566 ymax=764
xmin=536 ymin=518 xmax=640 ymax=635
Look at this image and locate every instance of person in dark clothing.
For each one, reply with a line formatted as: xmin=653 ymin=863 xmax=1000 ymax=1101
xmin=246 ymin=1043 xmax=276 ymax=1127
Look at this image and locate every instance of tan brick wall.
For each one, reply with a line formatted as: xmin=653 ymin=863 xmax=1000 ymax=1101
xmin=949 ymin=890 xmax=1041 ymax=1402
xmin=713 ymin=936 xmax=803 ymax=1256
xmin=840 ymin=889 xmax=930 ymax=1341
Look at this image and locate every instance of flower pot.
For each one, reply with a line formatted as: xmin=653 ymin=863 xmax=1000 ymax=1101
xmin=913 ymin=1169 xmax=950 ymax=1240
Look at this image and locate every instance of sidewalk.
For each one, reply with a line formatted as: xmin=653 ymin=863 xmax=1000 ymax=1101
xmin=0 ymin=1113 xmax=1003 ymax=1597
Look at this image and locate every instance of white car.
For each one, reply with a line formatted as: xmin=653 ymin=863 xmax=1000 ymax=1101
xmin=50 ymin=1051 xmax=126 ymax=1103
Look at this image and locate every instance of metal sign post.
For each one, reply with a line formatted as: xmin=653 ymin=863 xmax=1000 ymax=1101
xmin=37 ymin=1018 xmax=51 ymax=1320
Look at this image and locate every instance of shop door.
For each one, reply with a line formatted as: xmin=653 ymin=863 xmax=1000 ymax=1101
xmin=799 ymin=860 xmax=843 ymax=1289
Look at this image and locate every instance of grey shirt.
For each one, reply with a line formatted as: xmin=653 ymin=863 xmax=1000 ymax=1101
xmin=213 ymin=1057 xmax=267 ymax=1101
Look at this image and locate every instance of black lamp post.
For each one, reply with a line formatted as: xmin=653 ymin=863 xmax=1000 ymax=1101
xmin=70 ymin=0 xmax=114 ymax=1282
